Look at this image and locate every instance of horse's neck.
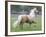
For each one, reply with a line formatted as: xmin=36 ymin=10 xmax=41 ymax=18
xmin=29 ymin=10 xmax=35 ymax=16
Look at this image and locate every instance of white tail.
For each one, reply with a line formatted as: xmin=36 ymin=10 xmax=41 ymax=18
xmin=13 ymin=21 xmax=18 ymax=28
xmin=13 ymin=15 xmax=22 ymax=28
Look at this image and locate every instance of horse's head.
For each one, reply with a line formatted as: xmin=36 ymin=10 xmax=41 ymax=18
xmin=29 ymin=8 xmax=39 ymax=17
xmin=33 ymin=8 xmax=39 ymax=16
xmin=34 ymin=8 xmax=38 ymax=13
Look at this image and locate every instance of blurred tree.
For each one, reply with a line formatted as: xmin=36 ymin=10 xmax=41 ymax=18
xmin=11 ymin=5 xmax=23 ymax=12
xmin=11 ymin=5 xmax=42 ymax=15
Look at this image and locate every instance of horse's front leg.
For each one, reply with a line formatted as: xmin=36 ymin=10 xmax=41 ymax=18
xmin=32 ymin=21 xmax=36 ymax=24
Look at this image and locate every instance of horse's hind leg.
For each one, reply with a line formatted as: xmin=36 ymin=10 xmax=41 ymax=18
xmin=19 ymin=23 xmax=23 ymax=30
xmin=19 ymin=19 xmax=24 ymax=30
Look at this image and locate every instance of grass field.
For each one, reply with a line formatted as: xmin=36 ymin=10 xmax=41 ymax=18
xmin=10 ymin=14 xmax=42 ymax=32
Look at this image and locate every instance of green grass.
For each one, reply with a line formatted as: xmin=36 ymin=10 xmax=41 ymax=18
xmin=10 ymin=15 xmax=42 ymax=32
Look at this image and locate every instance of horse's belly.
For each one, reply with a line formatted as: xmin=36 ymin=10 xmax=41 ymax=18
xmin=20 ymin=15 xmax=35 ymax=23
xmin=27 ymin=15 xmax=35 ymax=21
xmin=21 ymin=16 xmax=28 ymax=23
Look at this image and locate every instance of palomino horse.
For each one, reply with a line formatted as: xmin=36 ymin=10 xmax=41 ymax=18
xmin=13 ymin=8 xmax=39 ymax=28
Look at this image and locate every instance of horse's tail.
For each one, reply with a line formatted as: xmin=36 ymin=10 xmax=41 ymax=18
xmin=13 ymin=15 xmax=22 ymax=28
xmin=13 ymin=21 xmax=18 ymax=28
